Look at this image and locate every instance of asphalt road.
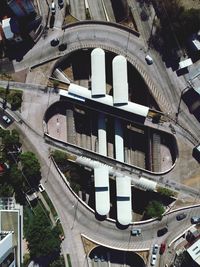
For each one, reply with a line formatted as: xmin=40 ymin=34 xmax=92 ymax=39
xmin=69 ymin=0 xmax=86 ymax=20
xmin=87 ymin=0 xmax=106 ymax=21
xmin=12 ymin=119 xmax=200 ymax=267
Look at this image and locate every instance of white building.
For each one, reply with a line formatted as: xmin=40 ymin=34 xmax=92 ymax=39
xmin=0 ymin=198 xmax=23 ymax=267
xmin=2 ymin=18 xmax=14 ymax=40
xmin=112 ymin=55 xmax=128 ymax=105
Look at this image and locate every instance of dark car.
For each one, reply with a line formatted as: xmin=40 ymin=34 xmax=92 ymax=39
xmin=58 ymin=0 xmax=64 ymax=8
xmin=159 ymin=243 xmax=166 ymax=255
xmin=50 ymin=38 xmax=60 ymax=47
xmin=58 ymin=43 xmax=67 ymax=51
xmin=176 ymin=213 xmax=187 ymax=221
xmin=191 ymin=216 xmax=200 ymax=224
xmin=157 ymin=227 xmax=168 ymax=237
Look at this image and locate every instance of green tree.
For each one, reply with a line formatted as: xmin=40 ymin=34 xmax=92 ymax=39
xmin=157 ymin=186 xmax=177 ymax=197
xmin=145 ymin=200 xmax=164 ymax=220
xmin=50 ymin=256 xmax=65 ymax=267
xmin=20 ymin=152 xmax=41 ymax=186
xmin=52 ymin=150 xmax=67 ymax=165
xmin=9 ymin=164 xmax=23 ymax=189
xmin=26 ymin=206 xmax=61 ymax=259
xmin=0 ymin=182 xmax=13 ymax=197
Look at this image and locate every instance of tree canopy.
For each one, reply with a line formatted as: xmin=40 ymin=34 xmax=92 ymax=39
xmin=152 ymin=0 xmax=200 ymax=48
xmin=145 ymin=200 xmax=164 ymax=219
xmin=20 ymin=151 xmax=41 ymax=186
xmin=26 ymin=206 xmax=61 ymax=260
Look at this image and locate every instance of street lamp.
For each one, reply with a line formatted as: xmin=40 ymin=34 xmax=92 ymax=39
xmin=175 ymin=86 xmax=189 ymax=123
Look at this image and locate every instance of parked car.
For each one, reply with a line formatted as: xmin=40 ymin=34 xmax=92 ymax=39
xmin=58 ymin=0 xmax=64 ymax=8
xmin=151 ymin=254 xmax=157 ymax=266
xmin=100 ymin=255 xmax=105 ymax=262
xmin=94 ymin=255 xmax=98 ymax=262
xmin=176 ymin=213 xmax=187 ymax=221
xmin=157 ymin=227 xmax=168 ymax=237
xmin=160 ymin=243 xmax=166 ymax=254
xmin=2 ymin=115 xmax=11 ymax=124
xmin=38 ymin=183 xmax=45 ymax=193
xmin=131 ymin=229 xmax=141 ymax=236
xmin=51 ymin=2 xmax=56 ymax=14
xmin=191 ymin=216 xmax=200 ymax=224
xmin=50 ymin=38 xmax=60 ymax=47
xmin=145 ymin=55 xmax=153 ymax=65
xmin=152 ymin=244 xmax=159 ymax=255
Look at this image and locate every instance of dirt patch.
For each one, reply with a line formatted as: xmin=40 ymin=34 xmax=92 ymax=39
xmin=179 ymin=0 xmax=200 ymax=9
xmin=11 ymin=69 xmax=28 ymax=83
xmin=183 ymin=174 xmax=200 ymax=187
xmin=81 ymin=236 xmax=98 ymax=255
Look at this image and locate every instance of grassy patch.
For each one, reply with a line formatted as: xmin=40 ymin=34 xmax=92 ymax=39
xmin=42 ymin=190 xmax=58 ymax=218
xmin=0 ymin=87 xmax=23 ymax=110
xmin=67 ymin=254 xmax=72 ymax=267
xmin=64 ymin=15 xmax=78 ymax=25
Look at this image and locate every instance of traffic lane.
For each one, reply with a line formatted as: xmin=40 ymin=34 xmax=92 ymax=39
xmin=70 ymin=0 xmax=86 ymax=20
xmin=88 ymin=0 xmax=106 ymax=21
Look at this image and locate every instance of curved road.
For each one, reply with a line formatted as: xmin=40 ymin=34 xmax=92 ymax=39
xmin=13 ymin=119 xmax=200 ymax=267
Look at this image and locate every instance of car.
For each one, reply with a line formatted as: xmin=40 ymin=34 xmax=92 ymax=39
xmin=152 ymin=244 xmax=159 ymax=255
xmin=176 ymin=213 xmax=187 ymax=221
xmin=58 ymin=0 xmax=64 ymax=8
xmin=58 ymin=43 xmax=67 ymax=51
xmin=51 ymin=2 xmax=56 ymax=14
xmin=100 ymin=255 xmax=105 ymax=262
xmin=151 ymin=254 xmax=157 ymax=266
xmin=159 ymin=243 xmax=166 ymax=255
xmin=38 ymin=183 xmax=45 ymax=193
xmin=131 ymin=229 xmax=141 ymax=236
xmin=191 ymin=216 xmax=200 ymax=224
xmin=50 ymin=38 xmax=60 ymax=47
xmin=157 ymin=227 xmax=168 ymax=237
xmin=94 ymin=255 xmax=98 ymax=262
xmin=2 ymin=115 xmax=11 ymax=124
xmin=145 ymin=55 xmax=153 ymax=65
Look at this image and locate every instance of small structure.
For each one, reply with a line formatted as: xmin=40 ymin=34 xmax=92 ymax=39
xmin=179 ymin=58 xmax=193 ymax=70
xmin=98 ymin=113 xmax=107 ymax=156
xmin=91 ymin=48 xmax=106 ymax=97
xmin=2 ymin=18 xmax=14 ymax=40
xmin=112 ymin=55 xmax=128 ymax=105
xmin=94 ymin=166 xmax=110 ymax=216
xmin=114 ymin=118 xmax=124 ymax=162
xmin=186 ymin=238 xmax=200 ymax=266
xmin=116 ymin=175 xmax=132 ymax=225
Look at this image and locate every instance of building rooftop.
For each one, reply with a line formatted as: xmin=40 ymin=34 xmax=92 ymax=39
xmin=187 ymin=238 xmax=200 ymax=265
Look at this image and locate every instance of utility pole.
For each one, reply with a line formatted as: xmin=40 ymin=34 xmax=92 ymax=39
xmin=3 ymin=81 xmax=9 ymax=112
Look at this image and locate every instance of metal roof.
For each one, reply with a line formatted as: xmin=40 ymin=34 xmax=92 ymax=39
xmin=98 ymin=113 xmax=107 ymax=156
xmin=115 ymin=118 xmax=124 ymax=162
xmin=94 ymin=166 xmax=110 ymax=216
xmin=136 ymin=177 xmax=157 ymax=191
xmin=66 ymin=84 xmax=149 ymax=118
xmin=112 ymin=55 xmax=128 ymax=105
xmin=91 ymin=48 xmax=106 ymax=97
xmin=116 ymin=176 xmax=132 ymax=225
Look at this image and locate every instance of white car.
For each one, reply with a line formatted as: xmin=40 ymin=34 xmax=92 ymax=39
xmin=145 ymin=55 xmax=153 ymax=65
xmin=51 ymin=2 xmax=56 ymax=14
xmin=2 ymin=115 xmax=11 ymax=124
xmin=38 ymin=183 xmax=45 ymax=192
xmin=152 ymin=244 xmax=159 ymax=255
xmin=151 ymin=254 xmax=157 ymax=266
